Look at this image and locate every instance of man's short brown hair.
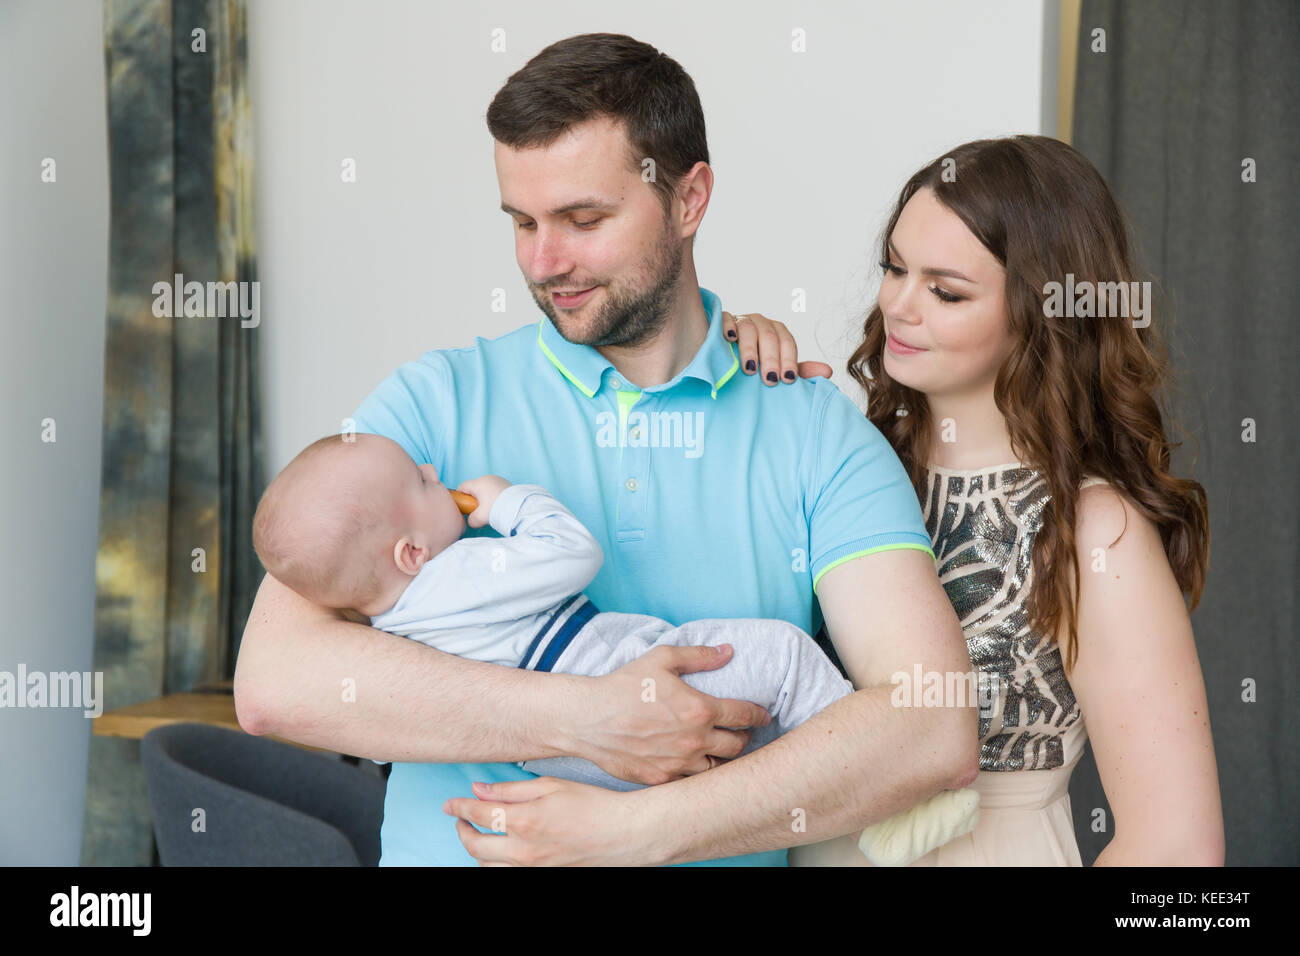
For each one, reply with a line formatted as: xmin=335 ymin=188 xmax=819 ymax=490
xmin=486 ymin=33 xmax=709 ymax=213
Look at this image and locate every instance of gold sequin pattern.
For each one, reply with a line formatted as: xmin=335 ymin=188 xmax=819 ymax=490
xmin=924 ymin=465 xmax=1087 ymax=772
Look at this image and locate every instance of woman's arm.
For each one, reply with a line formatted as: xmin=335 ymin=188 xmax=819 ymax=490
xmin=1066 ymin=484 xmax=1225 ymax=865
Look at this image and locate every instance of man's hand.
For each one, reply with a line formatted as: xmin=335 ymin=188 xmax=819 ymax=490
xmin=457 ymin=474 xmax=512 ymax=529
xmin=564 ymin=644 xmax=772 ymax=786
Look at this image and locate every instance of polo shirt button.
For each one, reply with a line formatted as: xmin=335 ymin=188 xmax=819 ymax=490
xmin=625 ymin=478 xmax=638 ymax=492
xmin=609 ymin=377 xmax=623 ymax=390
xmin=629 ymin=427 xmax=641 ymax=441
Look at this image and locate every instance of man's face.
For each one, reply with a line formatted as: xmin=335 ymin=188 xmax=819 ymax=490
xmin=495 ymin=115 xmax=683 ymax=348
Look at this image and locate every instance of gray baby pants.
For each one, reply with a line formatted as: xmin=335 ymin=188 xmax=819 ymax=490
xmin=520 ymin=611 xmax=854 ymax=791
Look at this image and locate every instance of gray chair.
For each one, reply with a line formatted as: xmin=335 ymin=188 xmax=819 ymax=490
xmin=141 ymin=722 xmax=385 ymax=866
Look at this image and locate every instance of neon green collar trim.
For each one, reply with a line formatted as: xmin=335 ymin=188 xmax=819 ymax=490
xmin=535 ymin=286 xmax=740 ymax=400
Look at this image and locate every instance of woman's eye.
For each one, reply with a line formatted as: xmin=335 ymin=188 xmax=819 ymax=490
xmin=931 ymin=287 xmax=962 ymax=303
xmin=879 ymin=260 xmax=903 ymax=276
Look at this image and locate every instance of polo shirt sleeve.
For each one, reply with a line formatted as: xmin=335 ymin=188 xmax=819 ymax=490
xmin=804 ymin=381 xmax=935 ymax=595
xmin=346 ymin=351 xmax=450 ymax=470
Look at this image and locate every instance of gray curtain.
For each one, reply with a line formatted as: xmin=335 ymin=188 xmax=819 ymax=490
xmin=1070 ymin=0 xmax=1298 ymax=865
xmin=82 ymin=0 xmax=263 ymax=865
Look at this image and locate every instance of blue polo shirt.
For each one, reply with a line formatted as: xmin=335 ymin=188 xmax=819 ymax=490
xmin=349 ymin=287 xmax=933 ymax=866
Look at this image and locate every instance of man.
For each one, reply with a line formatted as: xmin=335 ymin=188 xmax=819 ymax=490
xmin=235 ymin=32 xmax=977 ymax=866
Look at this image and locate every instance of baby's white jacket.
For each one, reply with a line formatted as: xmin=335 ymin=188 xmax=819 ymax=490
xmin=368 ymin=484 xmax=604 ymax=666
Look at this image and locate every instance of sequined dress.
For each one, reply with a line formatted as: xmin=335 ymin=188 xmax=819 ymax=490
xmin=791 ymin=463 xmax=1102 ymax=867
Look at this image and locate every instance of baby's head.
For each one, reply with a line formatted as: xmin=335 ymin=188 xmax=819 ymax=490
xmin=252 ymin=433 xmax=465 ymax=614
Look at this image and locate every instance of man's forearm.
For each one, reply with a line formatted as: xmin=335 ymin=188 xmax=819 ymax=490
xmin=630 ymin=683 xmax=976 ymax=865
xmin=235 ymin=613 xmax=585 ymax=764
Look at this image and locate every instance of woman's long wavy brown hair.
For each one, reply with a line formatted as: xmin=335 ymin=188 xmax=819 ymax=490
xmin=848 ymin=135 xmax=1209 ymax=675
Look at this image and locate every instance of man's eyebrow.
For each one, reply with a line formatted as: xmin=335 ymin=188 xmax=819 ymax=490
xmin=500 ymin=198 xmax=619 ymax=218
xmin=887 ymin=240 xmax=977 ymax=283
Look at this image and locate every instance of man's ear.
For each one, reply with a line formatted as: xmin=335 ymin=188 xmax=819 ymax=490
xmin=675 ymin=161 xmax=713 ymax=240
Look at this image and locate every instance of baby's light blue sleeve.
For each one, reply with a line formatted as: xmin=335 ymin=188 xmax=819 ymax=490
xmin=476 ymin=484 xmax=605 ymax=618
xmin=372 ymin=484 xmax=604 ymax=634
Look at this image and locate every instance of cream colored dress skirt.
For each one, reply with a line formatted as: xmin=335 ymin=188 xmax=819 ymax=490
xmin=790 ymin=763 xmax=1083 ymax=867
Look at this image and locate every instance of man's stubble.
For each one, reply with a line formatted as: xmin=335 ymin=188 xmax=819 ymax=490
xmin=528 ymin=213 xmax=684 ymax=350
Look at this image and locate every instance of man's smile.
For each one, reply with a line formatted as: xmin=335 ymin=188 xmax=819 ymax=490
xmin=551 ymin=286 xmax=598 ymax=308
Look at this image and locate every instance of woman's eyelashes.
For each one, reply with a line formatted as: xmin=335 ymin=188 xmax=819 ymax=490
xmin=879 ymin=260 xmax=964 ymax=303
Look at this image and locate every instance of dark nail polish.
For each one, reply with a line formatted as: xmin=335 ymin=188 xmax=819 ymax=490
xmin=745 ymin=359 xmax=756 ymax=372
xmin=765 ymin=371 xmax=777 ymax=383
xmin=727 ymin=332 xmax=737 ymax=340
xmin=783 ymin=370 xmax=796 ymax=381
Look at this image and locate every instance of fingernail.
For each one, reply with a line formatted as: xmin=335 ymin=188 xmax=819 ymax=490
xmin=784 ymin=370 xmax=796 ymax=381
xmin=727 ymin=331 xmax=737 ymax=340
xmin=745 ymin=359 xmax=756 ymax=372
xmin=765 ymin=371 xmax=777 ymax=383
xmin=473 ymin=781 xmax=490 ymax=791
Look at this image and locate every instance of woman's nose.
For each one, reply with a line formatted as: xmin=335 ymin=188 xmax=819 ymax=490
xmin=883 ymin=278 xmax=922 ymax=325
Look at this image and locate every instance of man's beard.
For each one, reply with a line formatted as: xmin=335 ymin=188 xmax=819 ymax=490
xmin=529 ymin=223 xmax=683 ymax=349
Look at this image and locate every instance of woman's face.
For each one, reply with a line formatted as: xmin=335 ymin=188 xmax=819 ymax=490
xmin=878 ymin=187 xmax=1014 ymax=400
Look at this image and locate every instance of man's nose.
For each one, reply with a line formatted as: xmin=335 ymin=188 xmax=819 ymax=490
xmin=526 ymin=227 xmax=574 ymax=284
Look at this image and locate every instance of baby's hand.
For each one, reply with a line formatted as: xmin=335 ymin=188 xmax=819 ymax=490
xmin=456 ymin=475 xmax=512 ymax=529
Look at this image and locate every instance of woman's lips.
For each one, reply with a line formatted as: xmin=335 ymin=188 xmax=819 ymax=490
xmin=887 ymin=333 xmax=928 ymax=356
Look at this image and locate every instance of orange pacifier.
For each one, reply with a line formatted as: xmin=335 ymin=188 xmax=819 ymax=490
xmin=450 ymin=490 xmax=478 ymax=515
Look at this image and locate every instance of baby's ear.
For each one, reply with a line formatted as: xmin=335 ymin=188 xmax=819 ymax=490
xmin=394 ymin=537 xmax=424 ymax=575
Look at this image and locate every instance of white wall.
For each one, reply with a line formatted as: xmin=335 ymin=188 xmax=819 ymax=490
xmin=249 ymin=0 xmax=1056 ymax=476
xmin=0 ymin=0 xmax=109 ymax=865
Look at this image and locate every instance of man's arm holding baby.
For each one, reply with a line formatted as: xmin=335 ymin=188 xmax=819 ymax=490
xmin=615 ymin=549 xmax=981 ymax=865
xmin=237 ymin=574 xmax=572 ymax=762
xmin=235 ymin=479 xmax=770 ymax=768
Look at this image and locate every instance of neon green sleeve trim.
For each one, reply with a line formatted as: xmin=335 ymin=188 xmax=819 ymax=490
xmin=812 ymin=542 xmax=938 ymax=594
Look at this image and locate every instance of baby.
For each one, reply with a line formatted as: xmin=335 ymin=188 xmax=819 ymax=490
xmin=251 ymin=432 xmax=978 ymax=865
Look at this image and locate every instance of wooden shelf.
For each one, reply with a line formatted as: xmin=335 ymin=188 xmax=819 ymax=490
xmin=93 ymin=688 xmax=329 ymax=753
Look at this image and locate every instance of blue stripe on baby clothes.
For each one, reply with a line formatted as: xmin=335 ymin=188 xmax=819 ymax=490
xmin=534 ymin=597 xmax=599 ymax=673
xmin=518 ymin=594 xmax=579 ymax=670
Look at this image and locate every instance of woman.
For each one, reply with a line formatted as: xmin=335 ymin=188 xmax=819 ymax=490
xmin=723 ymin=135 xmax=1224 ymax=865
